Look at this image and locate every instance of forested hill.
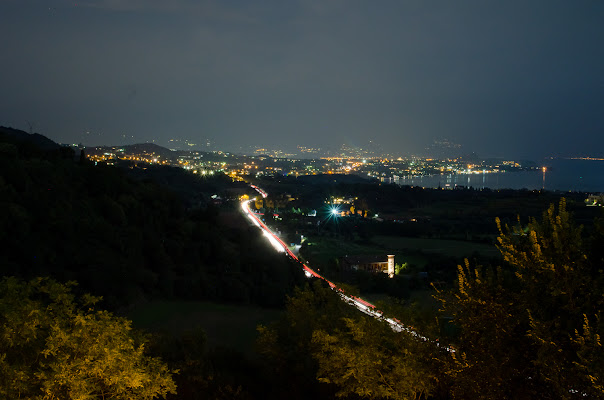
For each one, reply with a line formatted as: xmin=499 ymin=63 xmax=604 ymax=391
xmin=0 ymin=130 xmax=305 ymax=309
xmin=0 ymin=126 xmax=62 ymax=151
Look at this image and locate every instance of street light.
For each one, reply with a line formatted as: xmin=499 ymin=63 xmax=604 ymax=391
xmin=329 ymin=206 xmax=341 ymax=237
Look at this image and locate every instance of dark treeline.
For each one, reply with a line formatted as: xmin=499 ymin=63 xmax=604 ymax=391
xmin=0 ymin=130 xmax=305 ymax=309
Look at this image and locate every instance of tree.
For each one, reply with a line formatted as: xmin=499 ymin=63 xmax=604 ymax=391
xmin=312 ymin=317 xmax=437 ymax=400
xmin=496 ymin=199 xmax=603 ymax=398
xmin=257 ymin=280 xmax=440 ymax=400
xmin=436 ymin=199 xmax=604 ymax=399
xmin=434 ymin=262 xmax=534 ymax=399
xmin=79 ymin=148 xmax=88 ymax=165
xmin=256 ymin=281 xmax=358 ymax=399
xmin=0 ymin=277 xmax=177 ymax=399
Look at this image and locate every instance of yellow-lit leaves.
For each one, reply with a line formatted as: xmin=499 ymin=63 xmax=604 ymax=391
xmin=0 ymin=277 xmax=176 ymax=400
xmin=439 ymin=199 xmax=604 ymax=399
xmin=311 ymin=317 xmax=435 ymax=400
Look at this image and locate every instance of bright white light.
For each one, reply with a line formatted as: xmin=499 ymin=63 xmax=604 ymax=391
xmin=241 ymin=201 xmax=262 ymax=228
xmin=263 ymin=230 xmax=285 ymax=252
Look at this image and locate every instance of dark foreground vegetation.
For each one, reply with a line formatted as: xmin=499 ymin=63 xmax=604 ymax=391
xmin=0 ymin=128 xmax=602 ymax=399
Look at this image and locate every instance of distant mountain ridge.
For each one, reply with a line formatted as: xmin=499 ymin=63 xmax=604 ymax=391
xmin=0 ymin=126 xmax=61 ymax=150
xmin=113 ymin=142 xmax=177 ymax=159
xmin=121 ymin=142 xmax=173 ymax=153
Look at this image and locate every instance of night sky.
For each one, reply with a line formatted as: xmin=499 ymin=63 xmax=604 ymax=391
xmin=1 ymin=1 xmax=603 ymax=159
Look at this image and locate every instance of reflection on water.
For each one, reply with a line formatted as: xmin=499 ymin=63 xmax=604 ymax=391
xmin=393 ymin=172 xmax=542 ymax=191
xmin=388 ymin=160 xmax=604 ymax=192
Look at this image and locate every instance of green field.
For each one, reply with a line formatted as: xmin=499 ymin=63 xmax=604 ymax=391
xmin=302 ymin=234 xmax=501 ymax=273
xmin=301 ymin=237 xmax=385 ymax=267
xmin=126 ymin=301 xmax=283 ymax=354
xmin=373 ymin=235 xmax=501 ymax=259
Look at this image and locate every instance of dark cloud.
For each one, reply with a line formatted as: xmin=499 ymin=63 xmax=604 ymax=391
xmin=1 ymin=1 xmax=603 ymax=157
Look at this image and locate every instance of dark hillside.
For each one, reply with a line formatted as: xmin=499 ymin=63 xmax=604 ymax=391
xmin=0 ymin=132 xmax=304 ymax=309
xmin=0 ymin=126 xmax=62 ymax=151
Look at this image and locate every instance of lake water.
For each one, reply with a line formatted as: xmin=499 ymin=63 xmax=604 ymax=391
xmin=393 ymin=159 xmax=604 ymax=192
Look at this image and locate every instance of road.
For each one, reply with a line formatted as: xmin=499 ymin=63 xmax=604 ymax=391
xmin=242 ymin=185 xmax=428 ymax=338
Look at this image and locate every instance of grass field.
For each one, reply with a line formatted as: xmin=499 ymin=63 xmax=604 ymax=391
xmin=301 ymin=237 xmax=385 ymax=267
xmin=373 ymin=235 xmax=501 ymax=259
xmin=302 ymin=234 xmax=501 ymax=273
xmin=126 ymin=301 xmax=283 ymax=354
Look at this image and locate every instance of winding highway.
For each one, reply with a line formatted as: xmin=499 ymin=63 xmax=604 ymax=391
xmin=242 ymin=185 xmax=427 ymax=338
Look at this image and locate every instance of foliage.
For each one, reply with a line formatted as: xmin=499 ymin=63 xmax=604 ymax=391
xmin=256 ymin=281 xmax=358 ymax=399
xmin=257 ymin=280 xmax=439 ymax=400
xmin=0 ymin=277 xmax=176 ymax=399
xmin=312 ymin=317 xmax=437 ymax=400
xmin=436 ymin=199 xmax=604 ymax=399
xmin=435 ymin=262 xmax=534 ymax=399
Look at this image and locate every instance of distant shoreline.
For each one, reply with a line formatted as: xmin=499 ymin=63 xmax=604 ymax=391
xmin=393 ymin=163 xmax=604 ymax=192
xmin=563 ymin=157 xmax=604 ymax=161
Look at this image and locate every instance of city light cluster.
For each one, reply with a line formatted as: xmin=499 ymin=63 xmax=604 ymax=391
xmin=83 ymin=143 xmax=541 ymax=186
